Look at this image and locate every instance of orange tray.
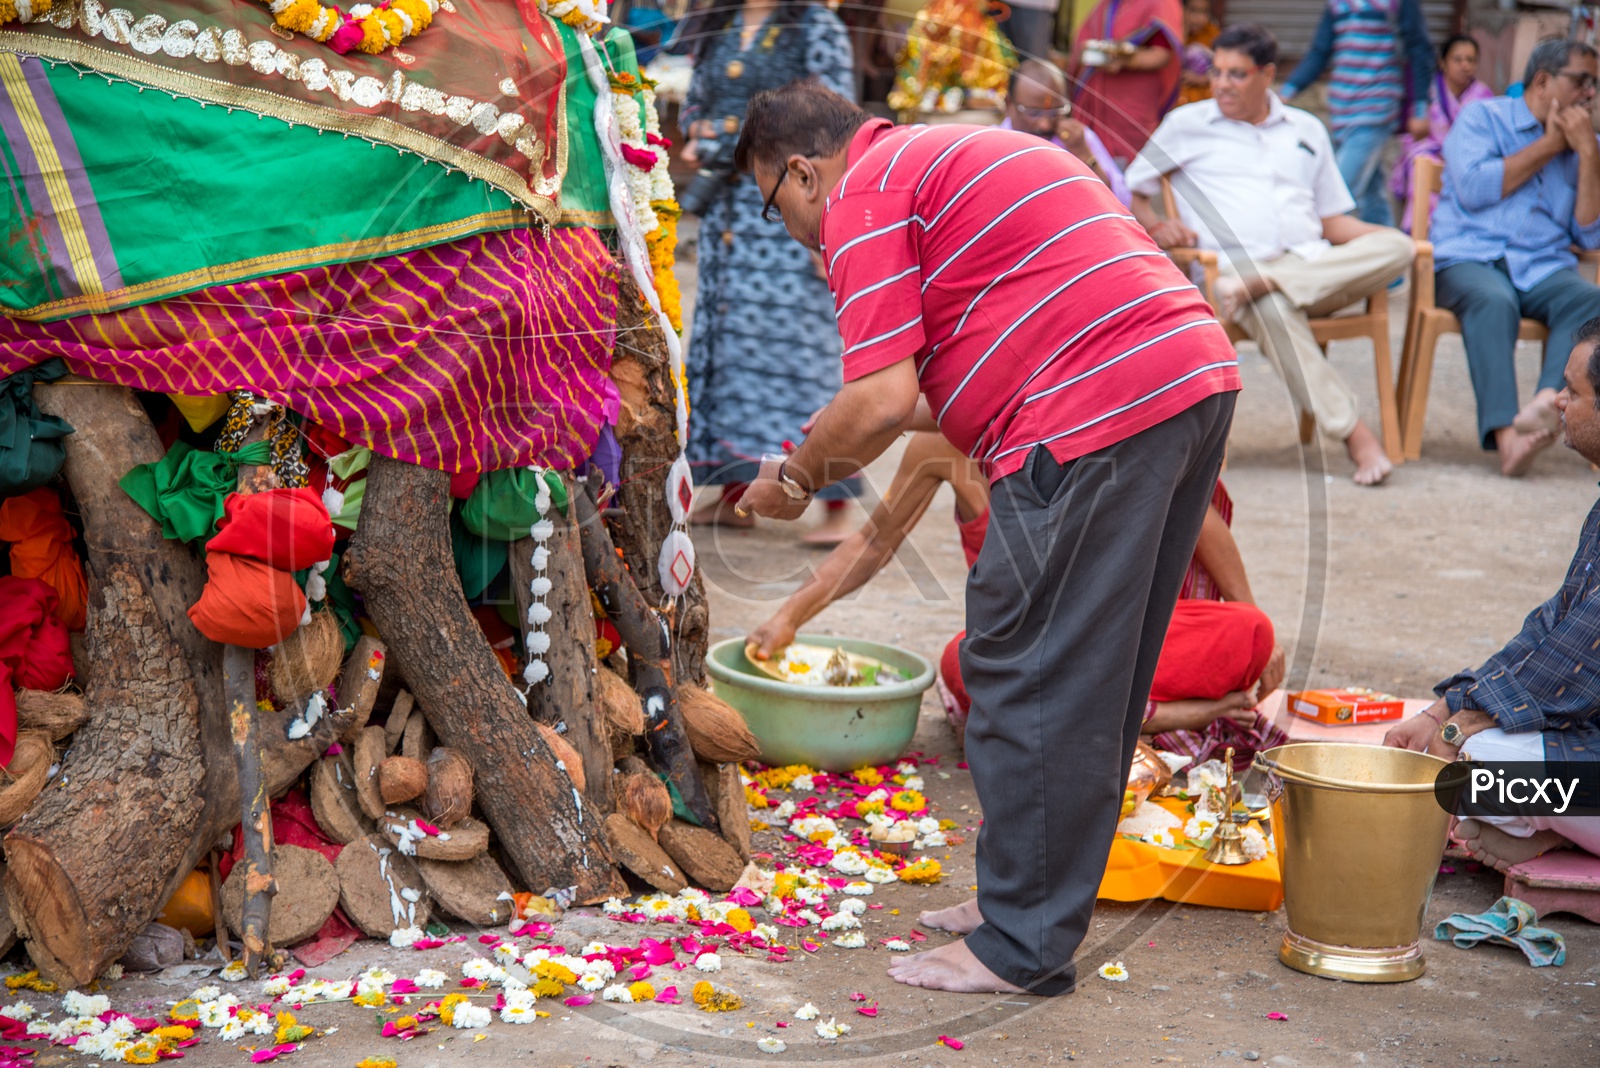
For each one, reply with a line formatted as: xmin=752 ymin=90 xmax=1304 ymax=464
xmin=1097 ymin=797 xmax=1284 ymax=912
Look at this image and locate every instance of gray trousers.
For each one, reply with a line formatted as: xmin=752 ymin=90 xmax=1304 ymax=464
xmin=961 ymin=391 xmax=1235 ymax=995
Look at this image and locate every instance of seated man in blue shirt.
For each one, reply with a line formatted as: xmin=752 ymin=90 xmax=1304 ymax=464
xmin=1386 ymin=317 xmax=1600 ymax=868
xmin=1432 ymin=36 xmax=1600 ymax=477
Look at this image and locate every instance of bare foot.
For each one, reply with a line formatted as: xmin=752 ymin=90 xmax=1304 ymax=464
xmin=1453 ymin=818 xmax=1568 ymax=873
xmin=886 ymin=939 xmax=1024 ymax=994
xmin=800 ymin=504 xmax=856 ymax=547
xmin=1513 ymin=389 xmax=1561 ymax=437
xmin=919 ymin=897 xmax=982 ymax=935
xmin=1496 ymin=425 xmax=1555 ymax=478
xmin=1344 ymin=422 xmax=1392 ymax=486
xmin=689 ymin=493 xmax=755 ymax=528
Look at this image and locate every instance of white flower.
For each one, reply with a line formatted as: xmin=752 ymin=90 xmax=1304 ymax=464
xmin=580 ymin=941 xmax=610 ymax=955
xmin=793 ymin=1002 xmax=820 ymax=1021
xmin=1184 ymin=814 xmax=1220 ymax=843
xmin=523 ymin=947 xmax=553 ymax=964
xmin=902 ymin=776 xmax=925 ymax=791
xmin=493 ymin=942 xmax=522 ymax=963
xmin=771 ymin=800 xmax=796 ymax=821
xmin=1 ymin=1002 xmax=33 ymax=1020
xmin=885 ymin=939 xmax=912 ymax=952
xmin=362 ymin=966 xmax=397 ymax=985
xmin=863 ymin=789 xmax=889 ymax=804
xmin=261 ymin=975 xmax=294 ymax=997
xmin=823 ymin=833 xmax=853 ymax=851
xmin=242 ymin=1010 xmax=274 ymax=1036
xmin=1097 ymin=961 xmax=1129 ymax=982
xmin=790 ymin=816 xmax=837 ymax=838
xmin=503 ymin=989 xmax=537 ymax=1011
xmin=218 ymin=1017 xmax=248 ymax=1042
xmin=105 ymin=1016 xmax=138 ymax=1040
xmin=463 ymin=958 xmax=508 ymax=984
xmin=102 ymin=964 xmax=124 ymax=982
xmin=63 ymin=991 xmax=110 ymax=1018
xmin=694 ymin=952 xmax=722 ymax=973
xmin=191 ymin=985 xmax=222 ymax=1001
xmin=219 ymin=960 xmax=248 ymax=983
xmin=915 ymin=817 xmax=941 ymax=835
xmin=842 ymin=882 xmax=874 ymax=896
xmin=896 ymin=760 xmax=917 ymax=776
xmin=820 ymin=913 xmax=859 ymax=932
xmin=579 ymin=959 xmax=616 ymax=982
xmin=815 ymin=1016 xmax=851 ymax=1038
xmin=452 ymin=1003 xmax=492 ymax=1029
xmin=916 ymin=832 xmax=948 ymax=850
xmin=197 ymin=996 xmax=239 ymax=1027
xmin=864 ymin=866 xmax=899 ymax=884
xmin=790 ymin=774 xmax=815 ymax=791
xmin=577 ymin=974 xmax=605 ymax=992
xmin=838 ymin=898 xmax=867 ymax=916
xmin=389 ymin=925 xmax=425 ymax=948
xmin=1141 ymin=828 xmax=1179 ymax=849
xmin=602 ymin=897 xmax=628 ymax=915
xmin=794 ymin=886 xmax=826 ymax=907
xmin=754 ymin=923 xmax=781 ymax=943
xmin=829 ymin=851 xmax=868 ymax=876
xmin=501 ymin=1002 xmax=538 ymax=1024
xmin=415 ymin=969 xmax=448 ymax=989
xmin=531 ymin=519 xmax=555 ymax=542
xmin=758 ymin=1036 xmax=787 ymax=1053
xmin=1241 ymin=825 xmax=1269 ymax=862
xmin=831 ymin=932 xmax=867 ymax=949
xmin=601 ymin=984 xmax=633 ymax=1003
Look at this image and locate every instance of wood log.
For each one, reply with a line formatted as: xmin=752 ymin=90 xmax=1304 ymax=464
xmin=657 ymin=819 xmax=745 ymax=892
xmin=609 ymin=276 xmax=710 ymax=683
xmin=700 ymin=762 xmax=751 ymax=862
xmin=573 ymin=487 xmax=718 ymax=832
xmin=677 ymin=686 xmax=760 ymax=764
xmin=0 ymin=864 xmax=17 ymax=959
xmin=225 ymin=644 xmax=276 ymax=975
xmin=308 ymin=751 xmax=366 ymax=845
xmin=602 ymin=813 xmax=686 ymax=893
xmin=14 ymin=690 xmax=89 ymax=741
xmin=335 ymin=835 xmax=430 ymax=937
xmin=352 ymin=726 xmax=387 ymax=821
xmin=7 ymin=383 xmax=379 ymax=985
xmin=416 ymin=853 xmax=514 ymax=926
xmin=382 ymin=691 xmax=415 ymax=755
xmin=220 ymin=844 xmax=338 ymax=948
xmin=510 ymin=478 xmax=612 ymax=815
xmin=344 ymin=456 xmax=622 ymax=903
xmin=420 ymin=747 xmax=473 ymax=829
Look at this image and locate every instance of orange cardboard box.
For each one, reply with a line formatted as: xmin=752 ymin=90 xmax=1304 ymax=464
xmin=1288 ymin=687 xmax=1405 ymax=726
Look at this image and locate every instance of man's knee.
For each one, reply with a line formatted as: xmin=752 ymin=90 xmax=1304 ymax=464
xmin=1352 ymin=228 xmax=1416 ymax=274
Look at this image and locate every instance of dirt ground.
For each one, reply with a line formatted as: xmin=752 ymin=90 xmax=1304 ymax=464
xmin=28 ymin=244 xmax=1600 ymax=1068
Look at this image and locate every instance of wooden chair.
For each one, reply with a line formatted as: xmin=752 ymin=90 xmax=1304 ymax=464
xmin=1158 ymin=176 xmax=1403 ymax=462
xmin=1395 ymin=155 xmax=1600 ymax=459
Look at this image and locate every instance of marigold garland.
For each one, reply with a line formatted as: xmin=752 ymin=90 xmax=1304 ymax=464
xmin=897 ymin=858 xmax=943 ymax=884
xmin=0 ymin=0 xmax=52 ymax=27
xmin=647 ymin=200 xmax=683 ymax=331
xmin=259 ymin=0 xmax=439 ymax=56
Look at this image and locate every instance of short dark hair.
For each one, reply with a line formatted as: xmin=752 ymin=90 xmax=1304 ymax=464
xmin=1008 ymin=59 xmax=1067 ymax=102
xmin=1212 ymin=22 xmax=1277 ymax=68
xmin=1524 ymin=35 xmax=1598 ymax=90
xmin=1440 ymin=33 xmax=1478 ymax=62
xmin=735 ymin=80 xmax=869 ymax=174
xmin=1578 ymin=316 xmax=1600 ymax=404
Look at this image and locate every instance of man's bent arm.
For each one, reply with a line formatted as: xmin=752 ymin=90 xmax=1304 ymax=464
xmin=783 ymin=358 xmax=922 ymax=493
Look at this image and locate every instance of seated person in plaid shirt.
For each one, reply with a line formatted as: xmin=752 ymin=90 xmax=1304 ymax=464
xmin=1387 ymin=316 xmax=1600 ymax=868
xmin=747 ymin=432 xmax=1288 ymax=772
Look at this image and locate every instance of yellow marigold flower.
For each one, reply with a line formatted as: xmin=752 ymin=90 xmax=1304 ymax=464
xmin=123 ymin=1044 xmax=161 ymax=1065
xmin=356 ymin=1059 xmax=398 ymax=1068
xmin=726 ymin=908 xmax=755 ymax=933
xmin=533 ymin=960 xmax=578 ymax=985
xmin=357 ymin=16 xmax=386 ymax=53
xmin=744 ymin=785 xmax=769 ymax=809
xmin=749 ymin=819 xmax=769 ymax=832
xmin=152 ymin=1025 xmax=194 ymax=1041
xmin=391 ymin=0 xmax=432 ymax=32
xmin=772 ymin=873 xmax=799 ymax=899
xmin=684 ymin=904 xmax=702 ymax=922
xmin=4 ymin=970 xmax=54 ymax=993
xmin=857 ymin=799 xmax=886 ymax=816
xmin=277 ymin=0 xmax=322 ymax=34
xmin=897 ymin=858 xmax=942 ymax=884
xmin=691 ymin=981 xmax=742 ymax=1013
xmin=852 ymin=766 xmax=883 ymax=786
xmin=890 ymin=789 xmax=927 ymax=813
xmin=627 ymin=981 xmax=655 ymax=1003
xmin=352 ymin=989 xmax=387 ymax=1008
xmin=533 ymin=979 xmax=566 ymax=999
xmin=691 ymin=980 xmax=714 ymax=1006
xmin=436 ymin=993 xmax=469 ymax=1027
xmin=169 ymin=999 xmax=200 ymax=1021
xmin=392 ymin=1016 xmax=418 ymax=1032
xmin=275 ymin=1012 xmax=314 ymax=1044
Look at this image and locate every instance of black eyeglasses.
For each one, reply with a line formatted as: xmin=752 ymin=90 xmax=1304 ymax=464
xmin=1557 ymin=69 xmax=1599 ymax=92
xmin=1014 ymin=103 xmax=1071 ymax=120
xmin=761 ymin=168 xmax=788 ymax=222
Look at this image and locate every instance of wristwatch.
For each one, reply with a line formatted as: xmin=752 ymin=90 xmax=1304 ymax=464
xmin=1440 ymin=721 xmax=1467 ymax=747
xmin=776 ymin=460 xmax=812 ymax=501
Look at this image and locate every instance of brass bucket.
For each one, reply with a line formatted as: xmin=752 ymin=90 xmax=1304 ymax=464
xmin=1254 ymin=743 xmax=1454 ymax=983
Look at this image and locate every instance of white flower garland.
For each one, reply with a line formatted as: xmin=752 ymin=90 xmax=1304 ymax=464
xmin=522 ymin=472 xmax=556 ymax=691
xmin=641 ymin=84 xmax=676 ymax=204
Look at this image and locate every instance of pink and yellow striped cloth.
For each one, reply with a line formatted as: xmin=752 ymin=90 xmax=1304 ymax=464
xmin=0 ymin=228 xmax=620 ymax=474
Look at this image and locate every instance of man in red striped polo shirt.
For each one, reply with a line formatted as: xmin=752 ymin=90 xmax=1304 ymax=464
xmin=733 ymin=82 xmax=1241 ymax=996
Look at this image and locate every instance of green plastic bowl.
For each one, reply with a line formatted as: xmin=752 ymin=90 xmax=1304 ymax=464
xmin=705 ymin=635 xmax=935 ymax=772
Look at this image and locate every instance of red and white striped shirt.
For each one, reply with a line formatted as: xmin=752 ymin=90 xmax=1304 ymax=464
xmin=821 ymin=119 xmax=1240 ymax=479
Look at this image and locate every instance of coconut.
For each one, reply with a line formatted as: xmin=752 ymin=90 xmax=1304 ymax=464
xmin=421 ymin=746 xmax=474 ymax=828
xmin=535 ymin=723 xmax=586 ymax=792
xmin=377 ymin=755 xmax=429 ymax=805
xmin=676 ymin=685 xmax=760 ymax=764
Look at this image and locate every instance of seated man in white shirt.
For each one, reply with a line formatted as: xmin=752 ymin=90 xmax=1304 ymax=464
xmin=1125 ymin=22 xmax=1415 ymax=486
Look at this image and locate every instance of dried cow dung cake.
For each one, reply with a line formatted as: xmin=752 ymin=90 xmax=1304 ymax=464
xmin=220 ymin=844 xmax=340 ymax=948
xmin=378 ymin=806 xmax=490 ymax=861
xmin=352 ymin=725 xmax=387 ymax=820
xmin=700 ymin=761 xmax=751 ymax=862
xmin=335 ymin=834 xmax=431 ymax=937
xmin=416 ymin=852 xmax=515 ymax=926
xmin=309 ymin=749 xmax=368 ymax=845
xmin=0 ymin=863 xmax=16 ymax=959
xmin=382 ymin=691 xmax=415 ymax=755
xmin=602 ymin=812 xmax=687 ymax=894
xmin=657 ymin=819 xmax=745 ymax=892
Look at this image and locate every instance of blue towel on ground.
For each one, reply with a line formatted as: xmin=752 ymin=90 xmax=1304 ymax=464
xmin=1434 ymin=896 xmax=1566 ymax=967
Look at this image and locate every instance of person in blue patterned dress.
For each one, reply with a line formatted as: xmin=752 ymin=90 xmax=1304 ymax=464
xmin=680 ymin=0 xmax=859 ymax=544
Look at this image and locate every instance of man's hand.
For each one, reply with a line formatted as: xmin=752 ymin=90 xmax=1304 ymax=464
xmin=737 ymin=455 xmax=810 ymax=522
xmin=1406 ymin=115 xmax=1431 ymax=140
xmin=1148 ymin=218 xmax=1198 ymax=249
xmin=1556 ymin=104 xmax=1599 ymax=159
xmin=1429 ymin=708 xmax=1498 ymax=762
xmin=1060 ymin=118 xmax=1091 ymax=158
xmin=747 ymin=612 xmax=798 ymax=661
xmin=1384 ymin=698 xmax=1445 ymax=751
xmin=1257 ymin=643 xmax=1287 ymax=697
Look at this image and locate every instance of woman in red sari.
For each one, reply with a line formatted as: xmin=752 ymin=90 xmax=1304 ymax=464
xmin=1069 ymin=0 xmax=1184 ymax=162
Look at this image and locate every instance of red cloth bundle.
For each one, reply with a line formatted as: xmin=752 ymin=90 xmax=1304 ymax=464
xmin=188 ymin=551 xmax=307 ymax=649
xmin=0 ymin=576 xmax=75 ymax=766
xmin=207 ymin=487 xmax=335 ymax=572
xmin=0 ymin=488 xmax=88 ymax=632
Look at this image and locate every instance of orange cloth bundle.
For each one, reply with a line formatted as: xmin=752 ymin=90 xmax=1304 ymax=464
xmin=0 ymin=576 xmax=75 ymax=767
xmin=0 ymin=488 xmax=88 ymax=631
xmin=206 ymin=487 xmax=335 ymax=573
xmin=188 ymin=551 xmax=307 ymax=649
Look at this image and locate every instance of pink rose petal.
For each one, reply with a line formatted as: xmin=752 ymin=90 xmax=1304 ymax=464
xmin=857 ymin=1005 xmax=879 ymax=1017
xmin=250 ymin=1044 xmax=299 ymax=1063
xmin=937 ymin=1036 xmax=964 ymax=1050
xmin=848 ymin=992 xmax=869 ymax=1002
xmin=390 ymin=980 xmax=419 ymax=995
xmin=565 ymin=995 xmax=594 ymax=1007
xmin=775 ymin=1021 xmax=788 ymax=1028
xmin=908 ymin=930 xmax=928 ymax=942
xmin=1266 ymin=1012 xmax=1288 ymax=1021
xmin=655 ymin=986 xmax=681 ymax=1005
xmin=477 ymin=934 xmax=499 ymax=944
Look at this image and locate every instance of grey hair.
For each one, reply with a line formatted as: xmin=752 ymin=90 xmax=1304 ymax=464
xmin=1524 ymin=36 xmax=1598 ymax=89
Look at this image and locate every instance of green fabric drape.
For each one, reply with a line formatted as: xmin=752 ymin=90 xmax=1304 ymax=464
xmin=119 ymin=440 xmax=273 ymax=543
xmin=461 ymin=468 xmax=570 ymax=542
xmin=0 ymin=358 xmax=73 ymax=496
xmin=451 ymin=508 xmax=506 ymax=600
